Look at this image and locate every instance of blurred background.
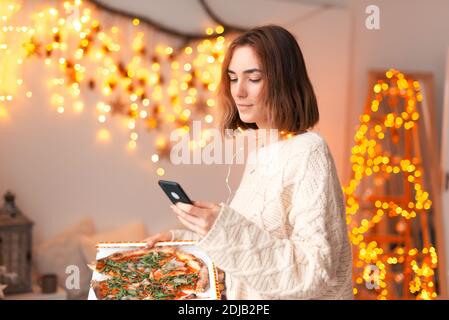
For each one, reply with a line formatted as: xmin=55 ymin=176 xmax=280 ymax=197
xmin=0 ymin=0 xmax=448 ymax=300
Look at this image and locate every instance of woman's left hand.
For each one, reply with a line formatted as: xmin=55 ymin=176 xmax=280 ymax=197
xmin=171 ymin=201 xmax=221 ymax=237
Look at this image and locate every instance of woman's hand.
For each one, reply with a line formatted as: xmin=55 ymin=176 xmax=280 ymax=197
xmin=171 ymin=201 xmax=221 ymax=237
xmin=142 ymin=231 xmax=172 ymax=248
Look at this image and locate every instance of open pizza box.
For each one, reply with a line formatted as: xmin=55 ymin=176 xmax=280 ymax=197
xmin=87 ymin=240 xmax=221 ymax=300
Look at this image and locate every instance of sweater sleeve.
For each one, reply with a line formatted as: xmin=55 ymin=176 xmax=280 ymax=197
xmin=197 ymin=143 xmax=345 ymax=299
xmin=170 ymin=228 xmax=202 ymax=241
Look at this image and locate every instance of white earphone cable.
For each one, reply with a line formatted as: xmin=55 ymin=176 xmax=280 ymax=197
xmin=225 ymin=146 xmax=244 ymax=205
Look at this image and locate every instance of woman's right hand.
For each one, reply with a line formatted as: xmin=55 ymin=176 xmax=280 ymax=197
xmin=142 ymin=231 xmax=172 ymax=248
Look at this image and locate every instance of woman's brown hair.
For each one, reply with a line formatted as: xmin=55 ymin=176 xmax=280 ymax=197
xmin=218 ymin=25 xmax=319 ymax=136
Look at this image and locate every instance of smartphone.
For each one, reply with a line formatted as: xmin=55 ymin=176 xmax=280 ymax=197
xmin=158 ymin=180 xmax=193 ymax=205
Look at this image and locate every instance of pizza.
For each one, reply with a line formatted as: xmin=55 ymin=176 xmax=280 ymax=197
xmin=88 ymin=246 xmax=210 ymax=300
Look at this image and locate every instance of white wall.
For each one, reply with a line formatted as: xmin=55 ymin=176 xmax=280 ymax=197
xmin=0 ymin=0 xmax=352 ymax=244
xmin=347 ymin=0 xmax=449 ymax=170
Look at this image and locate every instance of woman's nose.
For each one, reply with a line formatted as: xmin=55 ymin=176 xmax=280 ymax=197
xmin=236 ymin=82 xmax=247 ymax=98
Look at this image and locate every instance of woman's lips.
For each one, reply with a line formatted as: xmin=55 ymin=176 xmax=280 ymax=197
xmin=237 ymin=104 xmax=253 ymax=107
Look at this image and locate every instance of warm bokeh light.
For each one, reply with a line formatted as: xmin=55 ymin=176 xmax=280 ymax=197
xmin=96 ymin=128 xmax=110 ymax=142
xmin=151 ymin=154 xmax=159 ymax=163
xmin=156 ymin=167 xmax=165 ymax=176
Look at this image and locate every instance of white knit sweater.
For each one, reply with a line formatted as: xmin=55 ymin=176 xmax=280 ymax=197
xmin=171 ymin=131 xmax=353 ymax=299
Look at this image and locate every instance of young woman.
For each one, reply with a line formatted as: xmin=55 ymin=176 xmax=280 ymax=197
xmin=145 ymin=25 xmax=353 ymax=299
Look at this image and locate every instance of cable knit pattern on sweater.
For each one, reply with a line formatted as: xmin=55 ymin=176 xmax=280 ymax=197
xmin=171 ymin=131 xmax=353 ymax=299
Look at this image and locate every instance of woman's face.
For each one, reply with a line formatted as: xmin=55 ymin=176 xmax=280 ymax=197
xmin=227 ymin=46 xmax=268 ymax=128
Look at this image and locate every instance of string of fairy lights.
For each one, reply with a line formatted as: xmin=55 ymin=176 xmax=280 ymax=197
xmin=0 ymin=0 xmax=229 ymax=176
xmin=344 ymin=68 xmax=438 ymax=300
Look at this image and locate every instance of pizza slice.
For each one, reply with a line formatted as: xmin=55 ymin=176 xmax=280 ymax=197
xmin=89 ymin=247 xmax=172 ymax=279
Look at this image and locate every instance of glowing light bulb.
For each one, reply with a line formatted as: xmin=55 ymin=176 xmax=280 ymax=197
xmin=205 ymin=114 xmax=213 ymax=123
xmin=151 ymin=154 xmax=159 ymax=163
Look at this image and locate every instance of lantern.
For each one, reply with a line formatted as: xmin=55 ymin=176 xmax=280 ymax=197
xmin=0 ymin=191 xmax=33 ymax=294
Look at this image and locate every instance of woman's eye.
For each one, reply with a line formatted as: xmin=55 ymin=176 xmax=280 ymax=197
xmin=229 ymin=78 xmax=260 ymax=83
